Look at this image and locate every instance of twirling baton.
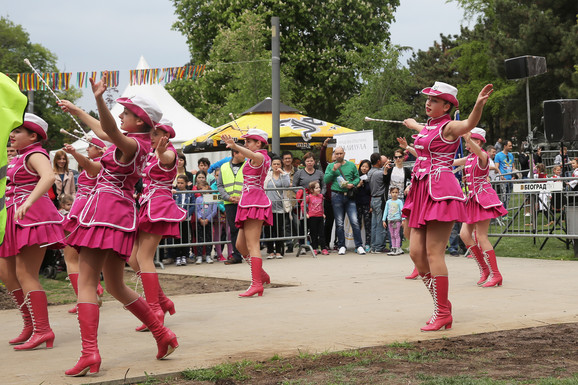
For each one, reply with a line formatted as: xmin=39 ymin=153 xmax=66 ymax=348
xmin=59 ymin=129 xmax=104 ymax=150
xmin=228 ymin=112 xmax=247 ymax=133
xmin=24 ymin=58 xmax=90 ymax=135
xmin=364 ymin=116 xmax=427 ymax=125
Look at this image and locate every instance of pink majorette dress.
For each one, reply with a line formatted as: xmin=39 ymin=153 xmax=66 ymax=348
xmin=66 ymin=133 xmax=151 ymax=261
xmin=235 ymin=149 xmax=273 ymax=228
xmin=138 ymin=143 xmax=186 ymax=238
xmin=0 ymin=142 xmax=65 ymax=257
xmin=402 ymin=114 xmax=467 ymax=228
xmin=63 ymin=158 xmax=101 ymax=233
xmin=463 ymin=151 xmax=508 ymax=223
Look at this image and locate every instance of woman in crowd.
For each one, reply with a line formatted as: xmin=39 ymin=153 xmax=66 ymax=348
xmin=52 ymin=149 xmax=76 ymax=204
xmin=402 ymin=81 xmax=493 ymax=331
xmin=264 ymin=155 xmax=290 ymax=259
xmin=355 ymin=159 xmax=372 ymax=252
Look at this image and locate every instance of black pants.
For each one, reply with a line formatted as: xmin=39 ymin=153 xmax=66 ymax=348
xmin=309 ymin=216 xmax=327 ymax=250
xmin=225 ymin=204 xmax=242 ymax=261
xmin=265 ymin=212 xmax=286 ymax=255
xmin=197 ymin=221 xmax=213 ymax=256
xmin=168 ymin=220 xmax=191 ymax=259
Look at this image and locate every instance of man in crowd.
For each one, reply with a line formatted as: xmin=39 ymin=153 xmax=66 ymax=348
xmin=217 ymin=149 xmax=246 ymax=265
xmin=324 ymin=147 xmax=366 ymax=255
xmin=367 ymin=153 xmax=388 ymax=253
xmin=494 ymin=140 xmax=515 ymax=212
xmin=282 ymin=151 xmax=298 ymax=253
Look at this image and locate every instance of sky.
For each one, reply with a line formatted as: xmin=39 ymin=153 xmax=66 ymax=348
xmin=3 ymin=0 xmax=470 ymax=112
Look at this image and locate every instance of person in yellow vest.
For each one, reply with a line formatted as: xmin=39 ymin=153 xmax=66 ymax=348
xmin=217 ymin=149 xmax=245 ymax=264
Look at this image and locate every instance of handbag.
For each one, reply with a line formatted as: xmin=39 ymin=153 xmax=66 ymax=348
xmin=271 ymin=176 xmax=292 ymax=213
xmin=338 ymin=167 xmax=357 ymax=199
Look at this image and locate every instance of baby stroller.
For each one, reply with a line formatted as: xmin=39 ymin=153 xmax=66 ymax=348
xmin=40 ymin=249 xmax=66 ymax=279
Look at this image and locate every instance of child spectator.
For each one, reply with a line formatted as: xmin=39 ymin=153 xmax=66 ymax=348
xmin=305 ymin=181 xmax=328 ymax=255
xmin=58 ymin=193 xmax=74 ymax=216
xmin=383 ymin=186 xmax=404 ymax=255
xmin=195 ymin=181 xmax=217 ymax=264
xmin=210 ymin=169 xmax=229 ymax=262
xmin=171 ymin=175 xmax=195 ymax=266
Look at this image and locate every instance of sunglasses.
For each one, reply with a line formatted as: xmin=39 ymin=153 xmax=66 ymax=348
xmin=393 ymin=155 xmax=403 ymax=159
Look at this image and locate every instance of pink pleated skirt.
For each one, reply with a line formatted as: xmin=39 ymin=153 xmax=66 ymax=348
xmin=66 ymin=225 xmax=136 ymax=262
xmin=464 ymin=199 xmax=508 ymax=224
xmin=402 ymin=177 xmax=467 ymax=229
xmin=235 ymin=206 xmax=273 ymax=228
xmin=138 ymin=217 xmax=181 ymax=239
xmin=0 ymin=205 xmax=65 ymax=258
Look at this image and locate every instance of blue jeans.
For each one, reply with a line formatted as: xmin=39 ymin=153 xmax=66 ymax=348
xmin=331 ymin=192 xmax=363 ymax=248
xmin=370 ymin=197 xmax=386 ymax=251
xmin=448 ymin=222 xmax=462 ymax=254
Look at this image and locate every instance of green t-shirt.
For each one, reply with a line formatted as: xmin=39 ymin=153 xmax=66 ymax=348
xmin=324 ymin=160 xmax=360 ymax=192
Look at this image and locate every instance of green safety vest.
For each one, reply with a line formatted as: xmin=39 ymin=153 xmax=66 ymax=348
xmin=220 ymin=161 xmax=244 ymax=205
xmin=0 ymin=74 xmax=28 ymax=244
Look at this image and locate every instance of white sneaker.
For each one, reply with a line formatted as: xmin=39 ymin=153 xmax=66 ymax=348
xmin=396 ymin=248 xmax=405 ymax=255
xmin=196 ymin=256 xmax=203 ymax=265
xmin=387 ymin=250 xmax=395 ymax=256
xmin=181 ymin=256 xmax=187 ymax=266
xmin=338 ymin=246 xmax=346 ymax=255
xmin=357 ymin=246 xmax=366 ymax=255
xmin=206 ymin=255 xmax=213 ymax=264
xmin=175 ymin=257 xmax=182 ymax=266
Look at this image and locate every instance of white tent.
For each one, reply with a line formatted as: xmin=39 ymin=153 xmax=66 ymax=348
xmin=57 ymin=56 xmax=224 ymax=168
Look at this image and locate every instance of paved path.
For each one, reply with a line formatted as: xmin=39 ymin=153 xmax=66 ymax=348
xmin=1 ymin=253 xmax=577 ymax=384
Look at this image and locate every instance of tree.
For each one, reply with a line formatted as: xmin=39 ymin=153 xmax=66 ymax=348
xmin=0 ymin=16 xmax=82 ymax=149
xmin=171 ymin=0 xmax=399 ymax=123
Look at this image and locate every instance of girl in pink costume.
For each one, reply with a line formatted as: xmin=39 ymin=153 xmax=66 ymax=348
xmin=455 ymin=129 xmax=507 ymax=288
xmin=402 ymin=81 xmax=493 ymax=332
xmin=58 ymin=73 xmax=178 ymax=377
xmin=0 ymin=113 xmax=65 ymax=350
xmin=62 ymin=137 xmax=106 ymax=314
xmin=222 ymin=129 xmax=273 ymax=297
xmin=128 ymin=119 xmax=186 ymax=332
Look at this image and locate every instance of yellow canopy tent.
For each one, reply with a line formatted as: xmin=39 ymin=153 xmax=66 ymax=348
xmin=182 ymin=98 xmax=355 ymax=153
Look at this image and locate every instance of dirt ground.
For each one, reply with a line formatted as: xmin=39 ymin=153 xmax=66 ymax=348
xmin=2 ymin=274 xmax=578 ymax=384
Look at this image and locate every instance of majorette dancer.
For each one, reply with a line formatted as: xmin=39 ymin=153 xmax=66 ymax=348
xmin=0 ymin=113 xmax=66 ymax=350
xmin=454 ymin=128 xmax=506 ymax=287
xmin=128 ymin=119 xmax=186 ymax=332
xmin=222 ymin=129 xmax=273 ymax=297
xmin=62 ymin=136 xmax=106 ymax=314
xmin=401 ymin=81 xmax=493 ymax=332
xmin=58 ymin=73 xmax=178 ymax=377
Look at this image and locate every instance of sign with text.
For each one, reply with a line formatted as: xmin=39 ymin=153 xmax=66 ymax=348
xmin=512 ymin=181 xmax=563 ymax=193
xmin=334 ymin=130 xmax=374 ymax=165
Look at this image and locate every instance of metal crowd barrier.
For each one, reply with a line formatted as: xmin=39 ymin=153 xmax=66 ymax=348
xmin=488 ymin=177 xmax=578 ymax=253
xmin=154 ymin=186 xmax=313 ymax=268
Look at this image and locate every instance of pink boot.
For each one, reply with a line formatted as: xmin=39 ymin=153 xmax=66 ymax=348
xmin=65 ymin=303 xmax=101 ymax=376
xmin=7 ymin=288 xmax=33 ymax=345
xmin=239 ymin=257 xmax=264 ymax=297
xmin=135 ymin=272 xmax=167 ymax=332
xmin=405 ymin=266 xmax=419 ymax=280
xmin=14 ymin=291 xmax=55 ymax=350
xmin=467 ymin=244 xmax=490 ymax=286
xmin=482 ymin=250 xmax=503 ymax=287
xmin=421 ymin=275 xmax=453 ymax=332
xmin=125 ymin=297 xmax=179 ymax=359
xmin=243 ymin=254 xmax=270 ymax=285
xmin=68 ymin=273 xmax=79 ymax=314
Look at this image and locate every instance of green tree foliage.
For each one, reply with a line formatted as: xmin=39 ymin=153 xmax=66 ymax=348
xmin=171 ymin=0 xmax=399 ymax=123
xmin=339 ymin=44 xmax=417 ymax=155
xmin=167 ymin=11 xmax=277 ymax=128
xmin=1 ymin=16 xmax=82 ymax=150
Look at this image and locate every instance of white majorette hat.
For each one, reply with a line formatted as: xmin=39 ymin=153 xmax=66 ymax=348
xmin=116 ymin=95 xmax=162 ymax=128
xmin=22 ymin=113 xmax=48 ymax=140
xmin=421 ymin=81 xmax=459 ymax=108
xmin=155 ymin=118 xmax=175 ymax=139
xmin=470 ymin=127 xmax=486 ymax=143
xmin=241 ymin=128 xmax=268 ymax=145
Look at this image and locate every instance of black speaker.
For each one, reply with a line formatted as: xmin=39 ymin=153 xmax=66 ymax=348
xmin=544 ymin=99 xmax=578 ymax=142
xmin=504 ymin=56 xmax=547 ymax=79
